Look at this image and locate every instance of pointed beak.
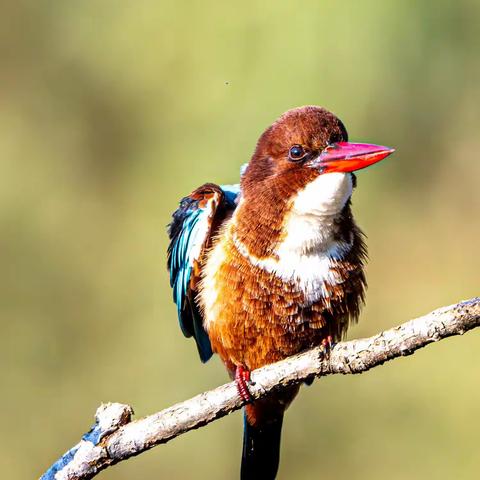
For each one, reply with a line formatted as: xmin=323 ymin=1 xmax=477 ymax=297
xmin=314 ymin=142 xmax=395 ymax=173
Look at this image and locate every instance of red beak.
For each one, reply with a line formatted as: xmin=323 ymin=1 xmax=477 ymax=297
xmin=315 ymin=142 xmax=395 ymax=173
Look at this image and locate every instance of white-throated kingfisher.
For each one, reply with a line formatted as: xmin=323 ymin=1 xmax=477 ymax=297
xmin=167 ymin=106 xmax=394 ymax=479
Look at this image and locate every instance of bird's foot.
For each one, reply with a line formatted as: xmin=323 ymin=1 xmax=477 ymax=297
xmin=321 ymin=335 xmax=336 ymax=359
xmin=235 ymin=365 xmax=254 ymax=403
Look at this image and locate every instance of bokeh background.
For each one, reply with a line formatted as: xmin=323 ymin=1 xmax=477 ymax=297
xmin=1 ymin=1 xmax=479 ymax=479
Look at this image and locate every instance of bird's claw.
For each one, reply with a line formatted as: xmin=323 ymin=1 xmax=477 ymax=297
xmin=235 ymin=365 xmax=254 ymax=403
xmin=321 ymin=335 xmax=336 ymax=359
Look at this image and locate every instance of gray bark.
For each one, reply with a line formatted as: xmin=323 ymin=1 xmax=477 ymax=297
xmin=41 ymin=297 xmax=480 ymax=480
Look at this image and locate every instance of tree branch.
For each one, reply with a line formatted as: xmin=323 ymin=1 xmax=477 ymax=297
xmin=41 ymin=297 xmax=480 ymax=480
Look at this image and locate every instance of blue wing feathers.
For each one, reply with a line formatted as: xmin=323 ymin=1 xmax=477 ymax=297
xmin=167 ymin=183 xmax=239 ymax=362
xmin=221 ymin=183 xmax=241 ymax=206
xmin=168 ymin=208 xmax=201 ymax=338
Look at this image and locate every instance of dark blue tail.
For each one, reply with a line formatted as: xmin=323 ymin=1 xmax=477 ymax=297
xmin=241 ymin=411 xmax=284 ymax=480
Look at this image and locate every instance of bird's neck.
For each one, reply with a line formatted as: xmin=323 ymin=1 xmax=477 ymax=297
xmin=226 ymin=172 xmax=366 ymax=307
xmin=234 ymin=172 xmax=355 ymax=259
xmin=228 ymin=195 xmax=365 ymax=307
xmin=231 ymin=199 xmax=358 ymax=269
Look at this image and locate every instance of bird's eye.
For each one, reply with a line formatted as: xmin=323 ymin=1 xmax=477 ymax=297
xmin=288 ymin=145 xmax=306 ymax=162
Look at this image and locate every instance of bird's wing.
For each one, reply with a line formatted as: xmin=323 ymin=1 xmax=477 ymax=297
xmin=167 ymin=183 xmax=240 ymax=362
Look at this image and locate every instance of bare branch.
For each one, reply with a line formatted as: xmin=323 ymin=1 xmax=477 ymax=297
xmin=41 ymin=297 xmax=480 ymax=480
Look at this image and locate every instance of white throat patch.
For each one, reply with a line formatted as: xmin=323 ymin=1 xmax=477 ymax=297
xmin=233 ymin=172 xmax=354 ymax=304
xmin=292 ymin=172 xmax=353 ymax=218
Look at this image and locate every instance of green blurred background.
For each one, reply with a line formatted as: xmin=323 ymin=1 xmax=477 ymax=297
xmin=1 ymin=1 xmax=479 ymax=479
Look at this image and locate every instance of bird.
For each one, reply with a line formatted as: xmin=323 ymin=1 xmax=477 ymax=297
xmin=167 ymin=106 xmax=394 ymax=479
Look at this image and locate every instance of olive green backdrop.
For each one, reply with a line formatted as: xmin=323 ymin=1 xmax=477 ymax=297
xmin=1 ymin=1 xmax=479 ymax=479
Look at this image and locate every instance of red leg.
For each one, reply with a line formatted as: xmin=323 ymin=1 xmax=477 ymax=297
xmin=321 ymin=335 xmax=336 ymax=358
xmin=235 ymin=365 xmax=253 ymax=403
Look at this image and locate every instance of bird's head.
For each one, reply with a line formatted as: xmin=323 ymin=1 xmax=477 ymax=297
xmin=242 ymin=105 xmax=393 ymax=199
xmin=236 ymin=106 xmax=394 ymax=257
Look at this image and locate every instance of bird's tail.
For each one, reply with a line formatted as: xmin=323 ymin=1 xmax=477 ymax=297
xmin=241 ymin=409 xmax=284 ymax=480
